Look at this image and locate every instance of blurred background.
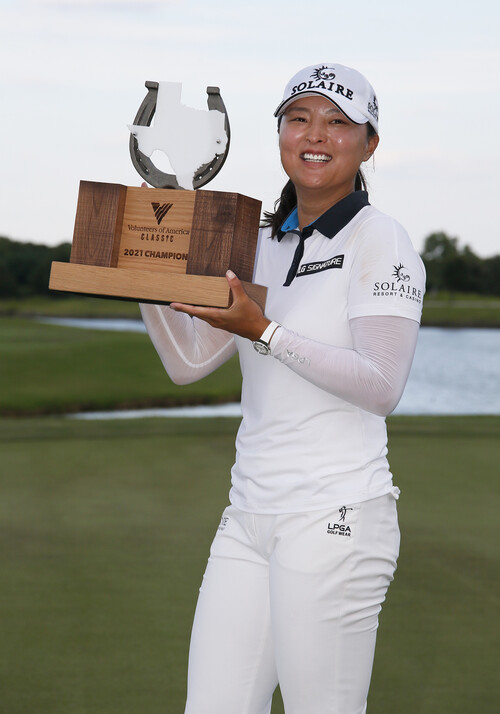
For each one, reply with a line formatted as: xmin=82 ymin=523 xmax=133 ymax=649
xmin=1 ymin=1 xmax=499 ymax=712
xmin=1 ymin=0 xmax=500 ymax=257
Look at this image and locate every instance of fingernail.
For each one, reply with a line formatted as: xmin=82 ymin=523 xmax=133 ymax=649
xmin=226 ymin=269 xmax=236 ymax=279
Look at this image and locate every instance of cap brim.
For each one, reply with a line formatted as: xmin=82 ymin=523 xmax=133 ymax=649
xmin=274 ymin=92 xmax=368 ymax=126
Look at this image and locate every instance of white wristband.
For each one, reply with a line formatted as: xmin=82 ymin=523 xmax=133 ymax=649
xmin=259 ymin=320 xmax=281 ymax=344
xmin=252 ymin=321 xmax=281 ymax=356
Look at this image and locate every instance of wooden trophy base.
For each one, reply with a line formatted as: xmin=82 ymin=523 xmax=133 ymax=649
xmin=49 ymin=263 xmax=265 ymax=308
xmin=49 ymin=181 xmax=267 ymax=310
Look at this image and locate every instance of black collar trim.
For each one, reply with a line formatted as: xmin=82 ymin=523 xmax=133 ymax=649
xmin=277 ymin=191 xmax=370 ymax=242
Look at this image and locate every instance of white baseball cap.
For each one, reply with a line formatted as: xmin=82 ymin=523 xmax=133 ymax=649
xmin=274 ymin=63 xmax=379 ymax=133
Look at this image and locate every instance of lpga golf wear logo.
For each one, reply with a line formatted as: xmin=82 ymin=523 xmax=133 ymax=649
xmin=338 ymin=506 xmax=353 ymax=522
xmin=218 ymin=515 xmax=229 ymax=532
xmin=327 ymin=506 xmax=353 ymax=536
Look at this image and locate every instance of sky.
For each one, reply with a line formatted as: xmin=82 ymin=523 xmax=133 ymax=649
xmin=1 ymin=0 xmax=499 ymax=257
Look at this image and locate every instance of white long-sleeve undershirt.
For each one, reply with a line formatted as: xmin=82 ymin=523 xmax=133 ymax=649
xmin=139 ymin=303 xmax=419 ymax=416
xmin=140 ymin=303 xmax=236 ymax=385
xmin=270 ymin=317 xmax=419 ymax=416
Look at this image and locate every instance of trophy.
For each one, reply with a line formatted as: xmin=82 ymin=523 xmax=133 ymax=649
xmin=49 ymin=81 xmax=266 ymax=309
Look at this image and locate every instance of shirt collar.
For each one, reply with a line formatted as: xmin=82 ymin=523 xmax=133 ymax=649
xmin=277 ymin=191 xmax=370 ymax=241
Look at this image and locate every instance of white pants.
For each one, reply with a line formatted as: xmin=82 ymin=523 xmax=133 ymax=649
xmin=184 ymin=493 xmax=400 ymax=714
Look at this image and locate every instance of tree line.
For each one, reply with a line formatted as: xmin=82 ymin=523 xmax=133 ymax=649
xmin=0 ymin=232 xmax=499 ymax=298
xmin=421 ymin=232 xmax=500 ymax=295
xmin=0 ymin=237 xmax=71 ymax=298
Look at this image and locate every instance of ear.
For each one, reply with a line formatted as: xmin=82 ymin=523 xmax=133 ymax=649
xmin=363 ymin=133 xmax=379 ymax=162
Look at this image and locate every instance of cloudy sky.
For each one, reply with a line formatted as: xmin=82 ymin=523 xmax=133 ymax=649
xmin=1 ymin=0 xmax=499 ymax=256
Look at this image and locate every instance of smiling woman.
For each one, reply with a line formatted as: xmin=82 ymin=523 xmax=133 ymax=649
xmin=277 ymin=97 xmax=379 ymax=226
xmin=139 ymin=61 xmax=426 ymax=714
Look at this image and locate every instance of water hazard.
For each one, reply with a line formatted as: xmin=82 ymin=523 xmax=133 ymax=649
xmin=38 ymin=319 xmax=500 ymax=418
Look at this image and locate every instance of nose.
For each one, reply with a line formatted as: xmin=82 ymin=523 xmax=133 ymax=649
xmin=305 ymin=118 xmax=327 ymax=143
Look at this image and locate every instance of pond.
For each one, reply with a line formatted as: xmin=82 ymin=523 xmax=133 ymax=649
xmin=38 ymin=319 xmax=500 ymax=417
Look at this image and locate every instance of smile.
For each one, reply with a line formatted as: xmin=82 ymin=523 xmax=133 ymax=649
xmin=301 ymin=153 xmax=331 ymax=163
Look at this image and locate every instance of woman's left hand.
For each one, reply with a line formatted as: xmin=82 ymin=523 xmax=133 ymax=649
xmin=170 ymin=270 xmax=270 ymax=341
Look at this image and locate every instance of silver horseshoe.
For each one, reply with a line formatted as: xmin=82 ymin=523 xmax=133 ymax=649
xmin=129 ymin=81 xmax=231 ymax=189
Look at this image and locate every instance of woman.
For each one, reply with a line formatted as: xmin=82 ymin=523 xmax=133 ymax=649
xmin=140 ymin=62 xmax=425 ymax=714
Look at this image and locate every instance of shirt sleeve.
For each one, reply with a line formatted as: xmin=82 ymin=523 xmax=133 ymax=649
xmin=270 ymin=315 xmax=420 ymax=416
xmin=348 ymin=214 xmax=426 ymax=323
xmin=139 ymin=303 xmax=237 ymax=385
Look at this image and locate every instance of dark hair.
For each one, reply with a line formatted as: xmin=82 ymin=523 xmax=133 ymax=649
xmin=262 ymin=121 xmax=377 ymax=237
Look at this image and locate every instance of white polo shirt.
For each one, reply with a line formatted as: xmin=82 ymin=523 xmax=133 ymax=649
xmin=229 ymin=192 xmax=426 ymax=514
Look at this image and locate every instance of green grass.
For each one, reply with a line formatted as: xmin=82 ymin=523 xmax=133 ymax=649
xmin=0 ymin=415 xmax=499 ymax=713
xmin=0 ymin=317 xmax=242 ymax=415
xmin=370 ymin=417 xmax=500 ymax=713
xmin=3 ymin=291 xmax=500 ymax=326
xmin=1 ymin=297 xmax=499 ymax=711
xmin=2 ymin=290 xmax=500 ymax=418
xmin=0 ymin=295 xmax=142 ymax=319
xmin=422 ymin=292 xmax=500 ymax=327
xmin=0 ymin=417 xmax=238 ymax=714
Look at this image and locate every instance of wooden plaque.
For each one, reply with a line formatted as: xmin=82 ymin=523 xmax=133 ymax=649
xmin=49 ymin=181 xmax=267 ymax=310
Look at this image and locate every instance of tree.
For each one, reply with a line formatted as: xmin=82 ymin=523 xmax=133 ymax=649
xmin=420 ymin=232 xmax=500 ymax=294
xmin=0 ymin=236 xmax=71 ymax=297
xmin=421 ymin=232 xmax=460 ymax=292
xmin=483 ymin=256 xmax=500 ymax=296
xmin=421 ymin=232 xmax=460 ymax=262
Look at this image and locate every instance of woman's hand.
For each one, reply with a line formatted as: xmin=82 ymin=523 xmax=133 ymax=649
xmin=170 ymin=270 xmax=270 ymax=341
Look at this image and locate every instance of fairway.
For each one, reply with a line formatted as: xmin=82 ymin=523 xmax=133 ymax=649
xmin=0 ymin=415 xmax=499 ymax=713
xmin=0 ymin=317 xmax=242 ymax=416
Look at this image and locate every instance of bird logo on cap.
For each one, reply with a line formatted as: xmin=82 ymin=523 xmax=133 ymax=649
xmin=312 ymin=66 xmax=336 ymax=81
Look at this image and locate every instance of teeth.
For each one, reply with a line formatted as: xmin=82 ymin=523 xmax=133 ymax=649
xmin=302 ymin=153 xmax=331 ymax=162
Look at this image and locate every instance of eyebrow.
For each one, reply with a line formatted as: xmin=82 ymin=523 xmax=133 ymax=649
xmin=286 ymin=104 xmax=342 ymax=115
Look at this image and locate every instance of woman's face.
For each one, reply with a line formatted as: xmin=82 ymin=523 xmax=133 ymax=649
xmin=278 ymin=95 xmax=379 ymax=202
